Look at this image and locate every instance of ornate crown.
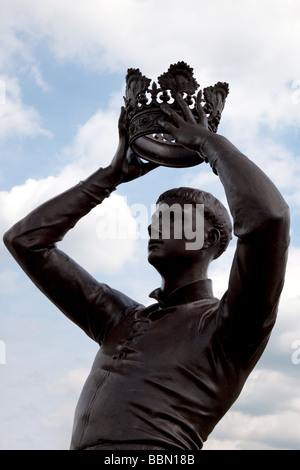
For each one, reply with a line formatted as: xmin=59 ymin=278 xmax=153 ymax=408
xmin=124 ymin=62 xmax=229 ymax=167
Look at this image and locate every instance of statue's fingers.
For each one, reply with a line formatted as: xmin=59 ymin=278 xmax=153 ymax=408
xmin=160 ymin=103 xmax=182 ymax=126
xmin=118 ymin=106 xmax=128 ymax=136
xmin=175 ymin=92 xmax=196 ymax=123
xmin=194 ymin=93 xmax=208 ymax=128
xmin=118 ymin=106 xmax=126 ymax=125
xmin=158 ymin=119 xmax=178 ymax=137
xmin=196 ymin=102 xmax=208 ymax=128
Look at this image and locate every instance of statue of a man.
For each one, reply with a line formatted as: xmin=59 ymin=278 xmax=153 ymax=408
xmin=3 ymin=93 xmax=290 ymax=450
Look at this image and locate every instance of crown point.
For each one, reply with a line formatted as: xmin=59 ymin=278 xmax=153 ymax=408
xmin=158 ymin=61 xmax=200 ymax=95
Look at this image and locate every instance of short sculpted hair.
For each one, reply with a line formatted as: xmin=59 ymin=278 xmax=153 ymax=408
xmin=156 ymin=187 xmax=233 ymax=259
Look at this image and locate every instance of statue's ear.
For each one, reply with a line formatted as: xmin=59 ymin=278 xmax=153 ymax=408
xmin=203 ymin=227 xmax=221 ymax=249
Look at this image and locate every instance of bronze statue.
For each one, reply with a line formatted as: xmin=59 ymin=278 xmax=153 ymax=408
xmin=3 ymin=63 xmax=290 ymax=450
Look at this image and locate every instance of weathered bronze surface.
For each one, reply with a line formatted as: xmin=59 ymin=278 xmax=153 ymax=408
xmin=3 ymin=73 xmax=289 ymax=450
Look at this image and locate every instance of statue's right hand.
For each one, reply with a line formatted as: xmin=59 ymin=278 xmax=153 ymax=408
xmin=105 ymin=107 xmax=159 ymax=186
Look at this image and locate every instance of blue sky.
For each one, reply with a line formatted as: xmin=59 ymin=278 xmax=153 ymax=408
xmin=1 ymin=0 xmax=300 ymax=450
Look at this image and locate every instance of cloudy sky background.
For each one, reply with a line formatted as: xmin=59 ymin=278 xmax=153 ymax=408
xmin=1 ymin=0 xmax=300 ymax=450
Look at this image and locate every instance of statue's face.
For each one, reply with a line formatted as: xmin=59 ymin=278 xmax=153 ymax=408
xmin=147 ymin=199 xmax=206 ymax=267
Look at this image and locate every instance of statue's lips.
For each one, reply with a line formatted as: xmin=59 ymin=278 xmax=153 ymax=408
xmin=148 ymin=239 xmax=164 ymax=249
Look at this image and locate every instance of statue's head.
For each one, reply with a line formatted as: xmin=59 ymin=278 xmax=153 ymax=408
xmin=148 ymin=187 xmax=232 ymax=269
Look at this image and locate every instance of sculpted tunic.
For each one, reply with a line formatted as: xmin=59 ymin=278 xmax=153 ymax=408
xmin=3 ymin=141 xmax=290 ymax=450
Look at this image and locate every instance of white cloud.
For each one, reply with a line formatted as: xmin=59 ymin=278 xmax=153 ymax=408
xmin=205 ymin=369 xmax=300 ymax=449
xmin=62 ymin=107 xmax=121 ymax=171
xmin=42 ymin=367 xmax=90 ymax=445
xmin=2 ymin=0 xmax=300 ymax=134
xmin=52 ymin=367 xmax=89 ymax=396
xmin=207 ymin=409 xmax=300 ymax=450
xmin=27 ymin=64 xmax=51 ymax=93
xmin=0 ymin=173 xmax=138 ymax=276
xmin=0 ymin=100 xmax=141 ymax=275
xmin=60 ymin=193 xmax=138 ymax=274
xmin=0 ymin=75 xmax=50 ymax=141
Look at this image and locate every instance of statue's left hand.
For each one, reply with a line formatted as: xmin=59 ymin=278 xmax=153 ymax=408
xmin=106 ymin=107 xmax=159 ymax=186
xmin=158 ymin=93 xmax=211 ymax=153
